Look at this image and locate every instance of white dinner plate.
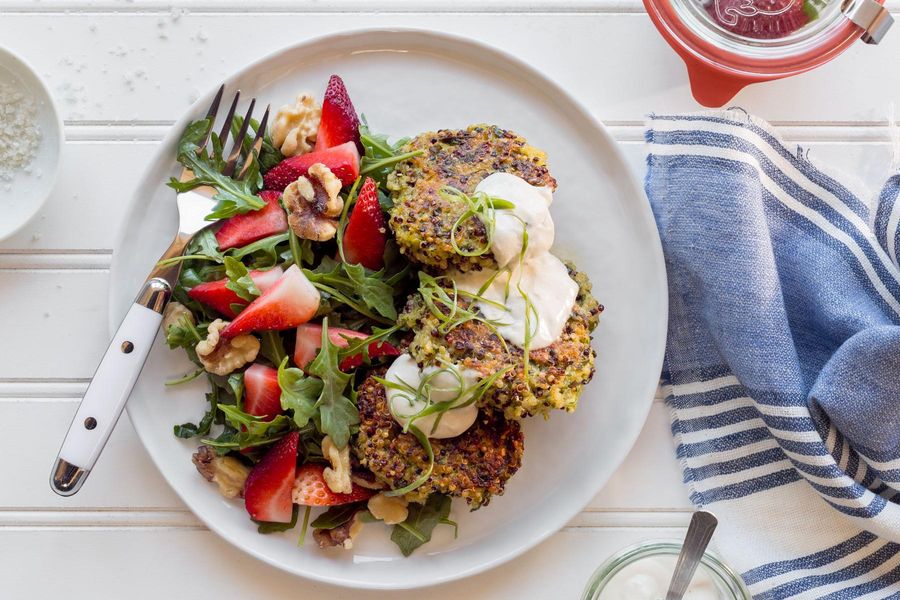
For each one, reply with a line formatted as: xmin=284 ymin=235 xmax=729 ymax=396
xmin=108 ymin=28 xmax=667 ymax=590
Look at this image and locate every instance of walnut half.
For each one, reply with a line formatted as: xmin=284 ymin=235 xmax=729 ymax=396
xmin=192 ymin=445 xmax=251 ymax=499
xmin=162 ymin=301 xmax=194 ymax=333
xmin=283 ymin=163 xmax=344 ymax=241
xmin=196 ymin=319 xmax=259 ymax=376
xmin=367 ymin=492 xmax=409 ymax=525
xmin=270 ymin=93 xmax=320 ymax=157
xmin=322 ymin=435 xmax=352 ymax=495
xmin=313 ymin=510 xmax=365 ymax=550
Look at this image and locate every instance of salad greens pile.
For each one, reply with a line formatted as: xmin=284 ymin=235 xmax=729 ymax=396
xmin=163 ymin=112 xmax=460 ymax=554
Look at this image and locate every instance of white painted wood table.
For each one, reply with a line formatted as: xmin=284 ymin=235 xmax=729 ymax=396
xmin=2 ymin=2 xmax=898 ymax=598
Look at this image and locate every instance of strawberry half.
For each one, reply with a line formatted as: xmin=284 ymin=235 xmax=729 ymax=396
xmin=292 ymin=463 xmax=375 ymax=507
xmin=314 ymin=75 xmax=361 ymax=152
xmin=244 ymin=363 xmax=282 ymax=421
xmin=186 ymin=266 xmax=283 ymax=318
xmin=221 ymin=265 xmax=320 ymax=338
xmin=342 ymin=177 xmax=387 ymax=271
xmin=294 ymin=323 xmax=400 ymax=371
xmin=244 ymin=431 xmax=299 ymax=523
xmin=262 ymin=142 xmax=360 ymax=192
xmin=215 ymin=190 xmax=288 ymax=251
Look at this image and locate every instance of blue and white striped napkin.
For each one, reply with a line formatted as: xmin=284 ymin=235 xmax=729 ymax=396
xmin=646 ymin=111 xmax=900 ymax=599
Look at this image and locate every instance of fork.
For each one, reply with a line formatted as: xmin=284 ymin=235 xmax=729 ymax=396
xmin=50 ymin=85 xmax=270 ymax=496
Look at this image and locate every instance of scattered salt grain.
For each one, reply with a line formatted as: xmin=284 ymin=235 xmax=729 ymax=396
xmin=0 ymin=80 xmax=42 ymax=183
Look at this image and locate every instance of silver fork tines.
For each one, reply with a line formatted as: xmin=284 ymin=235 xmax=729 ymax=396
xmin=217 ymin=90 xmax=240 ymax=148
xmin=181 ymin=84 xmax=269 ymax=184
xmin=238 ymin=104 xmax=271 ymax=181
xmin=222 ymin=98 xmax=256 ymax=177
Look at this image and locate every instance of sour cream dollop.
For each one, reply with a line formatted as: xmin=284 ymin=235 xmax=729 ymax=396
xmin=455 ymin=172 xmax=579 ymax=350
xmin=599 ymin=555 xmax=722 ymax=600
xmin=385 ymin=354 xmax=481 ymax=439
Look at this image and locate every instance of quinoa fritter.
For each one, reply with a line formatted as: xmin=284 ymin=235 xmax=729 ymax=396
xmin=387 ymin=124 xmax=556 ymax=272
xmin=354 ymin=371 xmax=524 ymax=509
xmin=400 ymin=267 xmax=602 ymax=420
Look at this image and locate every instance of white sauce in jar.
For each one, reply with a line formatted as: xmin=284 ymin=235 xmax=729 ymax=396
xmin=455 ymin=172 xmax=579 ymax=350
xmin=599 ymin=556 xmax=722 ymax=600
xmin=385 ymin=354 xmax=481 ymax=439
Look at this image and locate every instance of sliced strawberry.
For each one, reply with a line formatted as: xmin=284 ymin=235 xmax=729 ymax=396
xmin=244 ymin=431 xmax=299 ymax=523
xmin=342 ymin=177 xmax=387 ymax=271
xmin=215 ymin=190 xmax=287 ymax=251
xmin=186 ymin=266 xmax=284 ymax=318
xmin=221 ymin=265 xmax=320 ymax=338
xmin=314 ymin=75 xmax=361 ymax=152
xmin=244 ymin=363 xmax=282 ymax=421
xmin=294 ymin=323 xmax=400 ymax=371
xmin=262 ymin=142 xmax=360 ymax=192
xmin=292 ymin=463 xmax=375 ymax=507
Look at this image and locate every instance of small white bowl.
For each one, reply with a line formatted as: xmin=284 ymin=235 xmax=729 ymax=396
xmin=0 ymin=45 xmax=63 ymax=241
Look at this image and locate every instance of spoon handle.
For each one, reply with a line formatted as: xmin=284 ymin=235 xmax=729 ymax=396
xmin=666 ymin=511 xmax=719 ymax=600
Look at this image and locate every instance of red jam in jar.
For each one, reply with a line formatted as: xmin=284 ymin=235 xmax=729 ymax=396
xmin=706 ymin=0 xmax=827 ymax=39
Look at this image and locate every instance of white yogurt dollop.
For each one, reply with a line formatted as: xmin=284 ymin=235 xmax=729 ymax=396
xmin=385 ymin=354 xmax=481 ymax=439
xmin=599 ymin=555 xmax=722 ymax=600
xmin=475 ymin=172 xmax=555 ymax=268
xmin=455 ymin=172 xmax=579 ymax=350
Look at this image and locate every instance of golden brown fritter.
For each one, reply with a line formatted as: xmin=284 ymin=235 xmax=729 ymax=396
xmin=400 ymin=267 xmax=602 ymax=420
xmin=354 ymin=371 xmax=524 ymax=509
xmin=387 ymin=124 xmax=556 ymax=272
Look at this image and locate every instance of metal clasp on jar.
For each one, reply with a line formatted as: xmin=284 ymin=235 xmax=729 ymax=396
xmin=842 ymin=0 xmax=893 ymax=44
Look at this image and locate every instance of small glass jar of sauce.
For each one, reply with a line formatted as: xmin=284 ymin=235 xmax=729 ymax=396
xmin=643 ymin=0 xmax=893 ymax=106
xmin=582 ymin=541 xmax=751 ymax=600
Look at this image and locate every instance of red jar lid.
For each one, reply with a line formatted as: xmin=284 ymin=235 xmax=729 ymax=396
xmin=644 ymin=0 xmax=882 ymax=106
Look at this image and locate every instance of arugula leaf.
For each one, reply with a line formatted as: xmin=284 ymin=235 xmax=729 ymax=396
xmin=303 ymin=258 xmax=399 ymax=324
xmin=390 ymin=494 xmax=453 ymax=557
xmin=277 ymin=356 xmax=323 ymax=429
xmin=164 ymin=315 xmax=206 ymax=350
xmin=298 ymin=506 xmax=312 ymax=547
xmin=208 ymin=371 xmax=244 ymax=407
xmin=201 ymin=404 xmax=291 ymax=452
xmin=187 ymin=228 xmax=225 ymax=262
xmin=165 ymin=368 xmax=204 ymax=386
xmin=259 ymin=331 xmax=287 ymax=366
xmin=223 ymin=256 xmax=260 ymax=302
xmin=167 ymin=118 xmax=266 ymax=220
xmin=230 ymin=115 xmax=284 ymax=173
xmin=358 ymin=118 xmax=422 ymax=187
xmin=310 ymin=503 xmax=364 ymax=530
xmin=377 ymin=188 xmax=393 ymax=211
xmin=173 ymin=388 xmax=219 ymax=438
xmin=343 ymin=263 xmax=398 ymax=321
xmin=256 ymin=504 xmax=299 ymax=534
xmin=157 ymin=227 xmax=226 ymax=269
xmin=229 ymin=232 xmax=290 ymax=268
xmin=306 ymin=320 xmax=359 ymax=449
xmin=285 ymin=228 xmax=315 ymax=268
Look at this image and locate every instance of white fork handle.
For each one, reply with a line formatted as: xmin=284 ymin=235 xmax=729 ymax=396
xmin=51 ymin=277 xmax=172 ymax=496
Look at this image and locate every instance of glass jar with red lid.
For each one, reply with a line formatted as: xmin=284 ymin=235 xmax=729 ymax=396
xmin=644 ymin=0 xmax=893 ymax=106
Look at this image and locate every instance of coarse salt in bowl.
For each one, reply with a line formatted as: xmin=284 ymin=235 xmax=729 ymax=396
xmin=0 ymin=45 xmax=63 ymax=241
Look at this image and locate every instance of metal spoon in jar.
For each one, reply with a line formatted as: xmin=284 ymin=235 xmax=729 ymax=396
xmin=665 ymin=511 xmax=719 ymax=600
